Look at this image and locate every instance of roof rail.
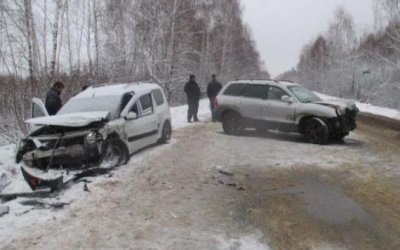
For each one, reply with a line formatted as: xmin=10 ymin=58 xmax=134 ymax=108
xmin=275 ymin=79 xmax=294 ymax=83
xmin=91 ymin=83 xmax=107 ymax=88
xmin=234 ymin=78 xmax=275 ymax=81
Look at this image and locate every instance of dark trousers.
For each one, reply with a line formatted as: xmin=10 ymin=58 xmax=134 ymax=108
xmin=187 ymin=99 xmax=199 ymax=121
xmin=209 ymin=98 xmax=216 ymax=121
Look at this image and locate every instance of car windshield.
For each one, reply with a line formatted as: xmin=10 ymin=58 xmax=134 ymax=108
xmin=57 ymin=95 xmax=123 ymax=119
xmin=287 ymin=85 xmax=322 ymax=103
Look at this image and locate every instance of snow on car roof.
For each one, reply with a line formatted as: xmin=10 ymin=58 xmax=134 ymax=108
xmin=75 ymin=83 xmax=160 ymax=98
xmin=229 ymin=79 xmax=300 ymax=88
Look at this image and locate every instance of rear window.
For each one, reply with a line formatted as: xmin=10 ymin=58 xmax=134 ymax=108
xmin=242 ymin=84 xmax=268 ymax=99
xmin=223 ymin=83 xmax=245 ymax=96
xmin=152 ymin=89 xmax=165 ymax=106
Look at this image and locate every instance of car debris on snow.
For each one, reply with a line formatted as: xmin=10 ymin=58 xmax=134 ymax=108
xmin=19 ymin=200 xmax=70 ymax=210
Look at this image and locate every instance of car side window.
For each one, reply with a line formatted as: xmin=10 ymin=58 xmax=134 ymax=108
xmin=120 ymin=92 xmax=134 ymax=113
xmin=241 ymin=84 xmax=268 ymax=99
xmin=152 ymin=89 xmax=165 ymax=106
xmin=139 ymin=94 xmax=153 ymax=116
xmin=130 ymin=103 xmax=138 ymax=114
xmin=223 ymin=83 xmax=245 ymax=96
xmin=267 ymin=86 xmax=287 ymax=101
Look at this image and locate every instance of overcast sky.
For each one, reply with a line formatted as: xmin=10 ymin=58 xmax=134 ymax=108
xmin=241 ymin=0 xmax=375 ymax=77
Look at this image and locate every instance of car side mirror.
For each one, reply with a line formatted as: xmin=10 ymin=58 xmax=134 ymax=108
xmin=281 ymin=95 xmax=294 ymax=103
xmin=125 ymin=112 xmax=138 ymax=120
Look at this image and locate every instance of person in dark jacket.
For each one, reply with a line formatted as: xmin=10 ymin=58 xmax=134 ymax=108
xmin=184 ymin=74 xmax=201 ymax=123
xmin=206 ymin=74 xmax=223 ymax=121
xmin=45 ymin=81 xmax=64 ymax=115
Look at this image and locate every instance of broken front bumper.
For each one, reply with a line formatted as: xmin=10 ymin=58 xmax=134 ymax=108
xmin=327 ymin=109 xmax=358 ymax=136
xmin=18 ymin=134 xmax=103 ymax=169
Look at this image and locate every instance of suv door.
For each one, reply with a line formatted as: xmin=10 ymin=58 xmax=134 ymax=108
xmin=262 ymin=86 xmax=296 ymax=131
xmin=124 ymin=93 xmax=158 ymax=152
xmin=30 ymin=98 xmax=49 ymax=132
xmin=239 ymin=84 xmax=268 ymax=122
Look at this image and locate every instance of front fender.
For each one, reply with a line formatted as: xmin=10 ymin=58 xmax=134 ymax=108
xmin=295 ymin=103 xmax=337 ymax=124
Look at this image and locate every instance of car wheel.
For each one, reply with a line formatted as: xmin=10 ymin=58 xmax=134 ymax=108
xmin=159 ymin=121 xmax=172 ymax=144
xmin=222 ymin=112 xmax=244 ymax=135
xmin=98 ymin=138 xmax=129 ymax=168
xmin=304 ymin=117 xmax=329 ymax=144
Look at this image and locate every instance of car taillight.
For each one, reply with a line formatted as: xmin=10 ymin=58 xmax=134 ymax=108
xmin=213 ymin=98 xmax=219 ymax=108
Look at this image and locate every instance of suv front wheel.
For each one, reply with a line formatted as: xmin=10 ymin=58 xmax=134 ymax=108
xmin=304 ymin=117 xmax=329 ymax=144
xmin=222 ymin=111 xmax=244 ymax=135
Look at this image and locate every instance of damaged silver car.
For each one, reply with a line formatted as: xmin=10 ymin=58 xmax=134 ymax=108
xmin=16 ymin=83 xmax=172 ymax=171
xmin=213 ymin=80 xmax=358 ymax=144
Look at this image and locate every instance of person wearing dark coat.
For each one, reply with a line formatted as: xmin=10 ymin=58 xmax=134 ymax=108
xmin=184 ymin=74 xmax=201 ymax=123
xmin=206 ymin=74 xmax=223 ymax=121
xmin=45 ymin=81 xmax=64 ymax=115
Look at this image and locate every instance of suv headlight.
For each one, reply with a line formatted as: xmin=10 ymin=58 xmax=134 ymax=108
xmin=335 ymin=107 xmax=346 ymax=116
xmin=84 ymin=131 xmax=98 ymax=145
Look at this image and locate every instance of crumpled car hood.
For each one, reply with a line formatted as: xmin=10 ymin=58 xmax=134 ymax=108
xmin=313 ymin=100 xmax=357 ymax=111
xmin=25 ymin=111 xmax=109 ymax=127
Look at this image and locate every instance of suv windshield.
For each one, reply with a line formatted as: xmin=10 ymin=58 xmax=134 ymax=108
xmin=287 ymin=85 xmax=322 ymax=103
xmin=58 ymin=95 xmax=122 ymax=119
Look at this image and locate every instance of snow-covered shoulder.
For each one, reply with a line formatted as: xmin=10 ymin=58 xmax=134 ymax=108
xmin=315 ymin=92 xmax=400 ymax=121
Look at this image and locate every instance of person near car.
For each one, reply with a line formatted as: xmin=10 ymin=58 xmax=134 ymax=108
xmin=45 ymin=81 xmax=64 ymax=115
xmin=184 ymin=74 xmax=201 ymax=123
xmin=206 ymin=74 xmax=223 ymax=122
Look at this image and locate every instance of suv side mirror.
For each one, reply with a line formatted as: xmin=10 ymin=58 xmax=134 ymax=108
xmin=125 ymin=112 xmax=138 ymax=120
xmin=281 ymin=95 xmax=294 ymax=103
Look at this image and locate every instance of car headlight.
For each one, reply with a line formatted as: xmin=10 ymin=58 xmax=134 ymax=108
xmin=84 ymin=131 xmax=98 ymax=145
xmin=335 ymin=107 xmax=346 ymax=116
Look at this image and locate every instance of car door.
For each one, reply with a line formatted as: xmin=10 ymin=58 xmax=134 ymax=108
xmin=262 ymin=86 xmax=296 ymax=131
xmin=124 ymin=93 xmax=158 ymax=152
xmin=30 ymin=98 xmax=49 ymax=132
xmin=239 ymin=84 xmax=268 ymax=123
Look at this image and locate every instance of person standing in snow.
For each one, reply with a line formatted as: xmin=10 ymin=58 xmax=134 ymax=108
xmin=184 ymin=74 xmax=201 ymax=123
xmin=206 ymin=74 xmax=223 ymax=122
xmin=45 ymin=81 xmax=64 ymax=115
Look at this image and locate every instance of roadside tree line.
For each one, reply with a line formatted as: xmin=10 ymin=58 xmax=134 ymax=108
xmin=0 ymin=0 xmax=268 ymax=143
xmin=279 ymin=0 xmax=400 ymax=110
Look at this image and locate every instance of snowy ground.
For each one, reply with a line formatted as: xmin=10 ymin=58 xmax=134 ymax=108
xmin=0 ymin=95 xmax=400 ymax=249
xmin=0 ymin=99 xmax=211 ymax=247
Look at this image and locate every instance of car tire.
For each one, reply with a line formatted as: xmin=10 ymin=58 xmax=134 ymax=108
xmin=304 ymin=117 xmax=329 ymax=144
xmin=159 ymin=121 xmax=172 ymax=144
xmin=98 ymin=137 xmax=129 ymax=168
xmin=222 ymin=112 xmax=244 ymax=135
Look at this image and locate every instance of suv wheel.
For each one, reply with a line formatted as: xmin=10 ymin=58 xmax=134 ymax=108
xmin=159 ymin=121 xmax=172 ymax=144
xmin=304 ymin=117 xmax=329 ymax=144
xmin=223 ymin=112 xmax=244 ymax=135
xmin=98 ymin=138 xmax=129 ymax=168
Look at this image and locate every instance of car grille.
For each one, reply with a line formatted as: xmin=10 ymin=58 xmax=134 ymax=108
xmin=39 ymin=137 xmax=84 ymax=150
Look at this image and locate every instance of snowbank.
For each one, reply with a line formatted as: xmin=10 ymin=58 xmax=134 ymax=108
xmin=316 ymin=92 xmax=400 ymax=121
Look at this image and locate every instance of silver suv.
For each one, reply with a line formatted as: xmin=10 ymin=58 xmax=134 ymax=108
xmin=214 ymin=80 xmax=358 ymax=144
